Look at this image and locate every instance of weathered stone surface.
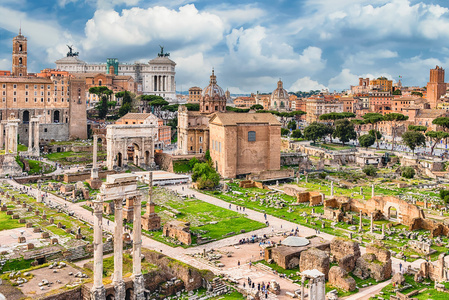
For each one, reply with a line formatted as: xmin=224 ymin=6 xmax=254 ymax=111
xmin=392 ymin=273 xmax=405 ymax=286
xmin=366 ymin=244 xmax=391 ymax=263
xmin=338 ymin=254 xmax=357 ymax=273
xmin=354 ymin=253 xmax=392 ymax=281
xmin=328 ymin=266 xmax=356 ymax=291
xmin=299 ymin=248 xmax=330 ymax=279
xmin=330 ymin=238 xmax=361 ymax=263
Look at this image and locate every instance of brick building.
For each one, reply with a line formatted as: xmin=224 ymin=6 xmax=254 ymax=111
xmin=426 ymin=66 xmax=446 ymax=109
xmin=188 ymin=86 xmax=202 ymax=103
xmin=209 ymin=113 xmax=281 ymax=178
xmin=0 ymin=31 xmax=87 ymax=143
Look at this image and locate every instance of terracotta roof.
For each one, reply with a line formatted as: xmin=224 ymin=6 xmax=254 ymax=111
xmin=416 ymin=109 xmax=448 ymax=119
xmin=118 ymin=113 xmax=155 ymax=120
xmin=210 ymin=113 xmax=281 ymax=126
xmin=393 ymin=96 xmax=423 ymax=101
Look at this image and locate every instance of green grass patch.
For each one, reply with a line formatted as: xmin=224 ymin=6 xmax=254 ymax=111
xmin=0 ymin=212 xmax=25 ymax=231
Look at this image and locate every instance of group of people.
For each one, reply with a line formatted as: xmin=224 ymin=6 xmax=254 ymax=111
xmin=229 ymin=203 xmax=245 ymax=212
xmin=243 ymin=278 xmax=271 ymax=299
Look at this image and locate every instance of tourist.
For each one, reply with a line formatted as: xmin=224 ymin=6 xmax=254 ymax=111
xmin=399 ymin=262 xmax=402 ymax=272
xmin=252 ymin=282 xmax=255 ymax=289
xmin=249 ymin=261 xmax=252 ymax=269
xmin=257 ymin=283 xmax=260 ymax=291
xmin=265 ymin=290 xmax=268 ymax=298
xmin=229 ymin=204 xmax=231 ymax=209
xmin=238 ymin=260 xmax=240 ymax=267
xmin=264 ymin=213 xmax=267 ymax=220
xmin=243 ymin=282 xmax=246 ymax=289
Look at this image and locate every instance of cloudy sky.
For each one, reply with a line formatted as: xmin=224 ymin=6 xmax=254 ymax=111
xmin=1 ymin=0 xmax=449 ymax=94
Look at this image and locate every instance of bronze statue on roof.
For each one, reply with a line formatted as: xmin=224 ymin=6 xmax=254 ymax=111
xmin=67 ymin=45 xmax=79 ymax=57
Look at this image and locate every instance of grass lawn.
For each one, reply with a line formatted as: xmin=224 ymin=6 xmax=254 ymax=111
xmin=173 ymin=160 xmax=191 ymax=173
xmin=45 ymin=151 xmax=106 ymax=165
xmin=0 ymin=258 xmax=33 ymax=273
xmin=102 ymin=253 xmax=158 ymax=277
xmin=27 ymin=160 xmax=56 ymax=175
xmin=0 ymin=212 xmax=25 ymax=231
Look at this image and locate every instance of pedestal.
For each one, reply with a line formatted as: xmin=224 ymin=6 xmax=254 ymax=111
xmin=114 ymin=280 xmax=125 ymax=300
xmin=87 ymin=177 xmax=103 ymax=190
xmin=133 ymin=274 xmax=145 ymax=300
xmin=90 ymin=286 xmax=106 ymax=300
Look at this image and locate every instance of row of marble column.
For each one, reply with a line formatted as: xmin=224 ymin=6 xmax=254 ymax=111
xmin=91 ymin=135 xmax=98 ymax=179
xmin=152 ymin=75 xmax=172 ymax=92
xmin=92 ymin=195 xmax=144 ymax=300
xmin=1 ymin=119 xmax=19 ymax=154
xmin=300 ymin=274 xmax=325 ymax=300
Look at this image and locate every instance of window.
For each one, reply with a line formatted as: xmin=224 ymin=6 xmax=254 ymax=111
xmin=44 ymin=128 xmax=47 ymax=133
xmin=13 ymin=98 xmax=16 ymax=102
xmin=13 ymin=84 xmax=16 ymax=89
xmin=25 ymin=98 xmax=28 ymax=102
xmin=2 ymin=84 xmax=5 ymax=89
xmin=13 ymin=91 xmax=16 ymax=96
xmin=248 ymin=131 xmax=256 ymax=142
xmin=34 ymin=98 xmax=37 ymax=102
xmin=41 ymin=85 xmax=44 ymax=89
xmin=25 ymin=84 xmax=28 ymax=89
xmin=199 ymin=136 xmax=203 ymax=143
xmin=34 ymin=85 xmax=37 ymax=89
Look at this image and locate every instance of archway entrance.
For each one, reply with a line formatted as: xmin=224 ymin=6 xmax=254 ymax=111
xmin=53 ymin=110 xmax=60 ymax=123
xmin=23 ymin=110 xmax=30 ymax=123
xmin=106 ymin=294 xmax=115 ymax=300
xmin=388 ymin=207 xmax=398 ymax=220
xmin=117 ymin=152 xmax=122 ymax=167
xmin=145 ymin=150 xmax=150 ymax=166
xmin=125 ymin=288 xmax=133 ymax=300
xmin=127 ymin=143 xmax=140 ymax=165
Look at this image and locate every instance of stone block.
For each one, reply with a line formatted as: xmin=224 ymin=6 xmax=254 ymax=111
xmin=18 ymin=218 xmax=26 ymax=224
xmin=33 ymin=227 xmax=41 ymax=233
xmin=12 ymin=214 xmax=19 ymax=219
xmin=65 ymin=228 xmax=72 ymax=234
xmin=299 ymin=247 xmax=330 ymax=279
xmin=366 ymin=244 xmax=391 ymax=263
xmin=42 ymin=214 xmax=47 ymax=220
xmin=331 ymin=238 xmax=361 ymax=262
xmin=51 ymin=238 xmax=58 ymax=244
xmin=35 ymin=210 xmax=40 ymax=216
xmin=27 ymin=243 xmax=34 ymax=250
xmin=328 ymin=266 xmax=356 ymax=291
xmin=0 ymin=206 xmax=6 ymax=211
xmin=49 ymin=217 xmax=54 ymax=224
xmin=392 ymin=273 xmax=405 ymax=286
xmin=6 ymin=211 xmax=12 ymax=215
xmin=338 ymin=254 xmax=357 ymax=273
xmin=27 ymin=207 xmax=32 ymax=212
xmin=41 ymin=232 xmax=50 ymax=238
xmin=22 ymin=203 xmax=27 ymax=208
xmin=26 ymin=222 xmax=33 ymax=228
xmin=18 ymin=236 xmax=26 ymax=243
xmin=57 ymin=222 xmax=62 ymax=228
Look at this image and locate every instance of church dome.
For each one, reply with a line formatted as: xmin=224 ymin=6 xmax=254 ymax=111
xmin=270 ymin=79 xmax=290 ymax=109
xmin=202 ymin=69 xmax=225 ymax=99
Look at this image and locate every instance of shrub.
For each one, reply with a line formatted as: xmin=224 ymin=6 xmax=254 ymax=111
xmin=362 ymin=165 xmax=377 ymax=177
xmin=401 ymin=167 xmax=415 ymax=179
xmin=440 ymin=190 xmax=449 ymax=204
xmin=318 ymin=172 xmax=327 ymax=179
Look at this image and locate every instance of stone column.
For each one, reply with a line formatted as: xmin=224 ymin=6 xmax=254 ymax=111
xmin=92 ymin=135 xmax=99 ymax=179
xmin=0 ymin=122 xmax=4 ymax=149
xmin=308 ymin=278 xmax=315 ymax=300
xmin=33 ymin=119 xmax=39 ymax=156
xmin=370 ymin=213 xmax=374 ymax=233
xmin=359 ymin=210 xmax=363 ymax=232
xmin=330 ymin=181 xmax=334 ymax=197
xmin=132 ymin=195 xmax=145 ymax=300
xmin=300 ymin=277 xmax=305 ymax=300
xmin=28 ymin=121 xmax=33 ymax=151
xmin=424 ymin=199 xmax=427 ymax=209
xmin=382 ymin=224 xmax=385 ymax=236
xmin=360 ymin=186 xmax=363 ymax=195
xmin=36 ymin=189 xmax=42 ymax=203
xmin=113 ymin=198 xmax=125 ymax=299
xmin=316 ymin=276 xmax=325 ymax=300
xmin=371 ymin=184 xmax=375 ymax=198
xmin=91 ymin=198 xmax=106 ymax=299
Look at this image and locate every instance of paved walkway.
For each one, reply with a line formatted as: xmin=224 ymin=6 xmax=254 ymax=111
xmin=4 ymin=180 xmax=426 ymax=299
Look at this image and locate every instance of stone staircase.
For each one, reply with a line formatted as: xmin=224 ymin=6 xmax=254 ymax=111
xmin=211 ymin=277 xmax=228 ymax=295
xmin=256 ymin=263 xmax=273 ymax=273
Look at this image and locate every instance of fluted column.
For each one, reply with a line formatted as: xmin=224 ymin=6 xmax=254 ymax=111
xmin=0 ymin=122 xmax=4 ymax=150
xmin=91 ymin=198 xmax=106 ymax=299
xmin=113 ymin=198 xmax=125 ymax=299
xmin=33 ymin=120 xmax=39 ymax=156
xmin=133 ymin=195 xmax=144 ymax=300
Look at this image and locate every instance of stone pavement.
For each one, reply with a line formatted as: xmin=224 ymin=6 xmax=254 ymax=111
xmin=3 ymin=179 xmax=426 ymax=299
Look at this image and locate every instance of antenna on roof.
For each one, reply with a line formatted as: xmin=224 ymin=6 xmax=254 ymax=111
xmin=19 ymin=20 xmax=21 ymax=35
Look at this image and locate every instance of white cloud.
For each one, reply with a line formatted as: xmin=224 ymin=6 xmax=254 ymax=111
xmin=328 ymin=69 xmax=359 ymax=91
xmin=208 ymin=4 xmax=266 ymax=30
xmin=289 ymin=77 xmax=328 ymax=92
xmin=174 ymin=52 xmax=223 ymax=89
xmin=0 ymin=58 xmax=10 ymax=70
xmin=83 ymin=5 xmax=224 ymax=54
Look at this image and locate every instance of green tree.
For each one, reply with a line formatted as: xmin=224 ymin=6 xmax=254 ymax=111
xmin=191 ymin=162 xmax=220 ymax=190
xmin=383 ymin=113 xmax=409 ymax=150
xmin=116 ymin=90 xmax=133 ymax=117
xmin=368 ymin=129 xmax=382 ymax=140
xmin=439 ymin=190 xmax=449 ymax=204
xmin=401 ymin=167 xmax=415 ymax=179
xmin=287 ymin=121 xmax=297 ymax=130
xmin=408 ymin=125 xmax=427 ymax=132
xmin=90 ymin=86 xmax=113 ymax=120
xmin=281 ymin=128 xmax=290 ymax=136
xmin=188 ymin=157 xmax=199 ymax=169
xmin=362 ymin=113 xmax=384 ymax=149
xmin=432 ymin=117 xmax=449 ymax=131
xmin=226 ymin=106 xmax=250 ymax=113
xmin=402 ymin=131 xmax=426 ymax=155
xmin=333 ymin=119 xmax=356 ymax=145
xmin=250 ymin=104 xmax=264 ymax=110
xmin=291 ymin=129 xmax=303 ymax=139
xmin=411 ymin=91 xmax=423 ymax=97
xmin=204 ymin=149 xmax=211 ymax=163
xmin=362 ymin=165 xmax=377 ymax=177
xmin=426 ymin=131 xmax=449 ymax=155
xmin=162 ymin=104 xmax=179 ymax=112
xmin=304 ymin=122 xmax=329 ymax=143
xmin=393 ymin=89 xmax=402 ymax=95
xmin=359 ymin=134 xmax=375 ymax=149
xmin=185 ymin=103 xmax=200 ymax=111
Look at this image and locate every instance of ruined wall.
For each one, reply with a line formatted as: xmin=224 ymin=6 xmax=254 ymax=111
xmin=409 ymin=217 xmax=449 ymax=238
xmin=155 ymin=152 xmax=203 ymax=172
xmin=63 ymin=170 xmax=116 ymax=183
xmin=246 ymin=169 xmax=294 ymax=181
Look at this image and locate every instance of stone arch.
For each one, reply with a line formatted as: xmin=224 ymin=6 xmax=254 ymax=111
xmin=388 ymin=206 xmax=398 ymax=220
xmin=384 ymin=204 xmax=400 ymax=220
xmin=117 ymin=152 xmax=123 ymax=168
xmin=53 ymin=110 xmax=60 ymax=123
xmin=22 ymin=110 xmax=30 ymax=123
xmin=125 ymin=288 xmax=133 ymax=300
xmin=106 ymin=294 xmax=115 ymax=300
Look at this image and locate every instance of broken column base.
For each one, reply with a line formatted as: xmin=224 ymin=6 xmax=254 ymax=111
xmin=133 ymin=274 xmax=145 ymax=300
xmin=87 ymin=178 xmax=103 ymax=190
xmin=90 ymin=286 xmax=106 ymax=300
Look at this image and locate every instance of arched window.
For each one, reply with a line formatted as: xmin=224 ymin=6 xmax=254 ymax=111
xmin=248 ymin=131 xmax=256 ymax=142
xmin=23 ymin=110 xmax=30 ymax=123
xmin=18 ymin=57 xmax=22 ymax=65
xmin=18 ymin=44 xmax=22 ymax=52
xmin=53 ymin=110 xmax=60 ymax=123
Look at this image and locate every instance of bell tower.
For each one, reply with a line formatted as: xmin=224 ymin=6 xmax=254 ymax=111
xmin=12 ymin=28 xmax=27 ymax=77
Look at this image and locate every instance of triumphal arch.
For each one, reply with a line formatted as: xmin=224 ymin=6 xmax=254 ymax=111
xmin=106 ymin=115 xmax=158 ymax=170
